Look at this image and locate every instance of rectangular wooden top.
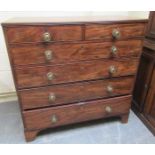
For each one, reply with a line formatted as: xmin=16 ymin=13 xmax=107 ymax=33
xmin=2 ymin=16 xmax=148 ymax=26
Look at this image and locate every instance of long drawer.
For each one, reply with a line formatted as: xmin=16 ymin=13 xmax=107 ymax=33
xmin=10 ymin=40 xmax=142 ymax=66
xmin=85 ymin=23 xmax=146 ymax=41
xmin=15 ymin=58 xmax=138 ymax=89
xmin=23 ymin=95 xmax=131 ymax=130
xmin=19 ymin=76 xmax=134 ymax=110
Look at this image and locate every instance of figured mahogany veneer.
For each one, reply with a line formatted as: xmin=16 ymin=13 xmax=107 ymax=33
xmin=23 ymin=95 xmax=131 ymax=131
xmin=5 ymin=25 xmax=82 ymax=43
xmin=2 ymin=16 xmax=147 ymax=141
xmin=19 ymin=76 xmax=134 ymax=110
xmin=15 ymin=58 xmax=138 ymax=89
xmin=10 ymin=40 xmax=142 ymax=66
xmin=85 ymin=23 xmax=146 ymax=40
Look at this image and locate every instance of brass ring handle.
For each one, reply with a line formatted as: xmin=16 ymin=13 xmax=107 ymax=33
xmin=45 ymin=50 xmax=53 ymax=61
xmin=51 ymin=114 xmax=58 ymax=123
xmin=105 ymin=106 xmax=112 ymax=113
xmin=47 ymin=72 xmax=54 ymax=81
xmin=111 ymin=46 xmax=117 ymax=56
xmin=109 ymin=65 xmax=117 ymax=75
xmin=43 ymin=32 xmax=51 ymax=42
xmin=112 ymin=29 xmax=121 ymax=39
xmin=107 ymin=85 xmax=113 ymax=93
xmin=49 ymin=93 xmax=56 ymax=102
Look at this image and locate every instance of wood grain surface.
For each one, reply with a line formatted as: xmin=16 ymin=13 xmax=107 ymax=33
xmin=85 ymin=23 xmax=146 ymax=40
xmin=15 ymin=58 xmax=139 ymax=89
xmin=19 ymin=76 xmax=134 ymax=110
xmin=23 ymin=95 xmax=132 ymax=130
xmin=10 ymin=40 xmax=142 ymax=66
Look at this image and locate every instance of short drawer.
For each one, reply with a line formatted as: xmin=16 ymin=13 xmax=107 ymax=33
xmin=15 ymin=58 xmax=139 ymax=89
xmin=10 ymin=40 xmax=142 ymax=66
xmin=19 ymin=76 xmax=134 ymax=110
xmin=5 ymin=25 xmax=82 ymax=43
xmin=23 ymin=95 xmax=131 ymax=130
xmin=85 ymin=23 xmax=146 ymax=41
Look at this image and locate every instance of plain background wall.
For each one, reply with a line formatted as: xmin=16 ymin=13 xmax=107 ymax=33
xmin=0 ymin=11 xmax=149 ymax=95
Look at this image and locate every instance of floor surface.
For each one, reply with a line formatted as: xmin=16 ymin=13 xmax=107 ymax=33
xmin=0 ymin=101 xmax=155 ymax=144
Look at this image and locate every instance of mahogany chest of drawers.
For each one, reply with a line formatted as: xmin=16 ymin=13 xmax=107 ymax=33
xmin=2 ymin=16 xmax=148 ymax=141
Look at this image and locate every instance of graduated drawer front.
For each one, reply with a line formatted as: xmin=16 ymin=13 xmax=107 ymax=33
xmin=85 ymin=23 xmax=146 ymax=40
xmin=10 ymin=40 xmax=142 ymax=66
xmin=5 ymin=25 xmax=82 ymax=43
xmin=19 ymin=76 xmax=134 ymax=110
xmin=15 ymin=58 xmax=138 ymax=89
xmin=23 ymin=95 xmax=131 ymax=130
